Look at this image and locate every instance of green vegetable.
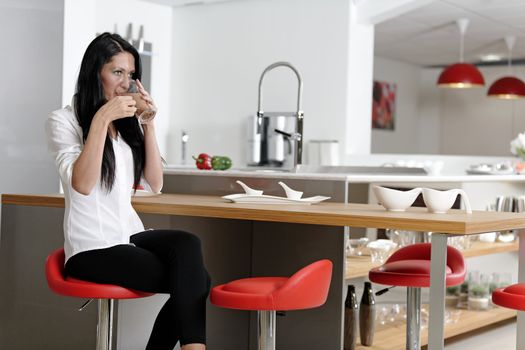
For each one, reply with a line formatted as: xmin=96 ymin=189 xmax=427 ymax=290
xmin=211 ymin=156 xmax=232 ymax=170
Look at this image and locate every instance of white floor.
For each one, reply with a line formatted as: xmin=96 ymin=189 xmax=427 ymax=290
xmin=444 ymin=320 xmax=516 ymax=349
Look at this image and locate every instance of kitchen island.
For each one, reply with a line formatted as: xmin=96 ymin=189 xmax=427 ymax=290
xmin=2 ymin=193 xmax=525 ymax=350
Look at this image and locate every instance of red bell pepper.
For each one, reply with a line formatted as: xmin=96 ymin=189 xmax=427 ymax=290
xmin=192 ymin=153 xmax=212 ymax=170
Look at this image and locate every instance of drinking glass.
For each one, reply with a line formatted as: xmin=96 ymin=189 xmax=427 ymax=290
xmin=367 ymin=240 xmax=397 ymax=264
xmin=468 ymin=271 xmax=490 ymax=310
xmin=125 ymin=80 xmax=156 ymax=124
xmin=346 ymin=237 xmax=369 ymax=256
xmin=490 ymin=272 xmax=512 ymax=293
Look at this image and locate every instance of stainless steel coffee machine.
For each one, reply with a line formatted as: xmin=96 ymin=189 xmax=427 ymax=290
xmin=247 ymin=62 xmax=304 ymax=169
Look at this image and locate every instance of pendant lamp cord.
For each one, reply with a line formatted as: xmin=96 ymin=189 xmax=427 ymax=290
xmin=505 ymin=36 xmax=516 ymax=74
xmin=457 ymin=18 xmax=470 ymax=63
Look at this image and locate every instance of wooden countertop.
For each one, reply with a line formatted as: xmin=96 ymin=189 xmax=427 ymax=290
xmin=3 ymin=193 xmax=525 ymax=234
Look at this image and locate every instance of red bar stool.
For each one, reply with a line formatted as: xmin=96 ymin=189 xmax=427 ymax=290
xmin=369 ymin=243 xmax=466 ymax=350
xmin=492 ymin=283 xmax=525 ymax=310
xmin=210 ymin=259 xmax=333 ymax=350
xmin=45 ymin=248 xmax=154 ymax=350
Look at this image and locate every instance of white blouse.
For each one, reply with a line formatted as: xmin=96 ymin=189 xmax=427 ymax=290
xmin=45 ymin=105 xmax=149 ymax=263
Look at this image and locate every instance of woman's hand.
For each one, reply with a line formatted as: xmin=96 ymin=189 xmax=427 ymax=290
xmin=94 ymin=96 xmax=137 ymax=124
xmin=136 ymin=79 xmax=157 ymax=124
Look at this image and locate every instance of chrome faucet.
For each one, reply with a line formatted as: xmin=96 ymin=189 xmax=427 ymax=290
xmin=257 ymin=61 xmax=304 ymax=169
xmin=181 ymin=130 xmax=189 ymax=165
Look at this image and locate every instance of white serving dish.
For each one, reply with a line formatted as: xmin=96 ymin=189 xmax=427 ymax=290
xmin=278 ymin=181 xmax=303 ymax=199
xmin=222 ymin=194 xmax=330 ymax=205
xmin=422 ymin=188 xmax=472 ymax=214
xmin=466 ymin=163 xmax=514 ymax=175
xmin=236 ymin=180 xmax=264 ymax=195
xmin=372 ymin=185 xmax=421 ymax=212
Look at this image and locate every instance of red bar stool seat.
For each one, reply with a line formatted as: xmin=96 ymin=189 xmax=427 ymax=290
xmin=211 ymin=259 xmax=333 ymax=350
xmin=369 ymin=243 xmax=466 ymax=350
xmin=45 ymin=248 xmax=154 ymax=350
xmin=493 ymin=283 xmax=525 ymax=311
xmin=492 ymin=283 xmax=525 ymax=349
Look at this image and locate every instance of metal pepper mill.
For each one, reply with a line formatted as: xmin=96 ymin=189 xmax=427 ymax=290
xmin=247 ymin=61 xmax=304 ymax=169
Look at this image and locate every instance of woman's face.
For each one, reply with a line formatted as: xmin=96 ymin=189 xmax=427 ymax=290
xmin=100 ymin=51 xmax=135 ymax=100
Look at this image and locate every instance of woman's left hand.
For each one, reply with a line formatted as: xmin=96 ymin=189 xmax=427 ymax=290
xmin=136 ymin=79 xmax=157 ymax=124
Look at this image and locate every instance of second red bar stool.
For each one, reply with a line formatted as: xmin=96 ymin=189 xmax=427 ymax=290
xmin=211 ymin=259 xmax=332 ymax=350
xmin=492 ymin=283 xmax=525 ymax=311
xmin=492 ymin=283 xmax=525 ymax=350
xmin=369 ymin=243 xmax=466 ymax=350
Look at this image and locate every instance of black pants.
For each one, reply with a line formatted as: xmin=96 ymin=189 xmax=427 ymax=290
xmin=65 ymin=229 xmax=211 ymax=349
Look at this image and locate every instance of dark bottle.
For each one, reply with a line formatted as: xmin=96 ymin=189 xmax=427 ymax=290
xmin=359 ymin=281 xmax=376 ymax=346
xmin=344 ymin=284 xmax=358 ymax=350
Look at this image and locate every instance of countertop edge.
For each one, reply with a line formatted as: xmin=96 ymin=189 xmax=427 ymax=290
xmin=163 ymin=168 xmax=525 ymax=182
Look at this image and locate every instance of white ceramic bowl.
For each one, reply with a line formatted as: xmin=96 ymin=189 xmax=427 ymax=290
xmin=422 ymin=188 xmax=472 ymax=214
xmin=372 ymin=186 xmax=421 ymax=212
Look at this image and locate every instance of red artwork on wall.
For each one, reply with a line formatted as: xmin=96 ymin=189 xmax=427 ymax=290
xmin=372 ymin=80 xmax=396 ymax=130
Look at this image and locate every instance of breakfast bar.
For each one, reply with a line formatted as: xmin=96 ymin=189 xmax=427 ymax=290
xmin=2 ymin=193 xmax=525 ymax=349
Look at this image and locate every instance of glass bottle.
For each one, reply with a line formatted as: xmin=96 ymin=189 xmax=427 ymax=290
xmin=359 ymin=281 xmax=376 ymax=346
xmin=344 ymin=284 xmax=358 ymax=350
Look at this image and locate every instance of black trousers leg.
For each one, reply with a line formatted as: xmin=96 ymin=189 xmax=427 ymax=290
xmin=65 ymin=229 xmax=210 ymax=349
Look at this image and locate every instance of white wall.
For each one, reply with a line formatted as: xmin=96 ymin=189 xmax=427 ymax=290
xmin=169 ymin=0 xmax=350 ymax=166
xmin=372 ymin=56 xmax=425 ymax=154
xmin=62 ymin=0 xmax=96 ymax=107
xmin=438 ymin=65 xmax=525 ymax=156
xmin=372 ymin=56 xmax=525 ymax=158
xmin=345 ymin=0 xmax=374 ymax=155
xmin=0 ymin=0 xmax=64 ymax=196
xmin=417 ymin=68 xmax=441 ymax=154
xmin=95 ymin=0 xmax=173 ymax=158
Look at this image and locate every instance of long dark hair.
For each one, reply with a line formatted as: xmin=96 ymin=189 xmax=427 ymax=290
xmin=74 ymin=32 xmax=145 ymax=192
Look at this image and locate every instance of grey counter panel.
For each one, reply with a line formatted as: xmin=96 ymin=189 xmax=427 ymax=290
xmin=0 ymin=205 xmax=97 ymax=350
xmin=163 ymin=173 xmax=349 ymax=202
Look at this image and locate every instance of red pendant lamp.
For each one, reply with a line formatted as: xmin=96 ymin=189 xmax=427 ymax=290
xmin=437 ymin=18 xmax=485 ymax=88
xmin=488 ymin=36 xmax=525 ymax=99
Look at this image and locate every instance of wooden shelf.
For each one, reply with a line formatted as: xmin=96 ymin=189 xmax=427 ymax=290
xmin=346 ymin=240 xmax=519 ymax=280
xmin=354 ymin=306 xmax=516 ymax=350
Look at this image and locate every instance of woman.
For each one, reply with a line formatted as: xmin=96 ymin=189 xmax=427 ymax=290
xmin=45 ymin=32 xmax=210 ymax=350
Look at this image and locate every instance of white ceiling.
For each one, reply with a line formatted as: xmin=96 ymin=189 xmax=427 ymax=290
xmin=375 ymin=0 xmax=525 ymax=67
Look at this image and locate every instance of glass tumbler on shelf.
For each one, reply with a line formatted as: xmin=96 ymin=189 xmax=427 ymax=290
xmin=490 ymin=272 xmax=512 ymax=294
xmin=346 ymin=237 xmax=369 ymax=257
xmin=399 ymin=230 xmax=419 ymax=247
xmin=448 ymin=235 xmax=470 ymax=251
xmin=367 ymin=240 xmax=397 ymax=264
xmin=386 ymin=229 xmax=418 ymax=247
xmin=468 ymin=271 xmax=491 ymax=310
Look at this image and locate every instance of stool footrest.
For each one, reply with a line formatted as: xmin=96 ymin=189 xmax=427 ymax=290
xmin=78 ymin=298 xmax=93 ymax=312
